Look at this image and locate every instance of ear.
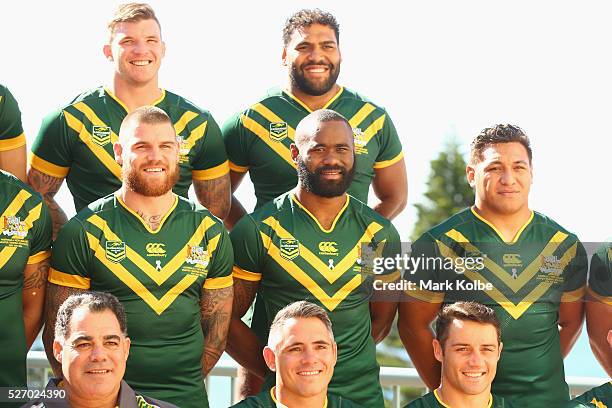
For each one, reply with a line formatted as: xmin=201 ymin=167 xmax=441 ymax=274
xmin=466 ymin=164 xmax=476 ymax=187
xmin=432 ymin=339 xmax=443 ymax=363
xmin=290 ymin=143 xmax=299 ymax=163
xmin=331 ymin=341 xmax=338 ymax=368
xmin=497 ymin=341 xmax=503 ymax=360
xmin=161 ymin=41 xmax=166 ymax=59
xmin=282 ymin=47 xmax=288 ymax=67
xmin=263 ymin=346 xmax=276 ymax=372
xmin=103 ymin=44 xmax=113 ymax=61
xmin=124 ymin=336 xmax=131 ymax=361
xmin=113 ymin=142 xmax=123 ymax=164
xmin=53 ymin=340 xmax=63 ymax=364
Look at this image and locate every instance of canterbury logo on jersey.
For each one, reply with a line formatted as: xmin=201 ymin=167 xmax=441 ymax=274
xmin=502 ymin=253 xmax=522 ymax=267
xmin=146 ymin=243 xmax=167 ymax=257
xmin=269 ymin=122 xmax=288 ymax=141
xmin=91 ymin=126 xmax=111 ymax=146
xmin=318 ymin=241 xmax=338 ymax=255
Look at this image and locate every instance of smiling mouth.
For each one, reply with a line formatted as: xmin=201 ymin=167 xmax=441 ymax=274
xmin=131 ymin=60 xmax=152 ymax=66
xmin=462 ymin=371 xmax=486 ymax=378
xmin=144 ymin=167 xmax=164 ymax=173
xmin=297 ymin=370 xmax=322 ymax=376
xmin=87 ymin=369 xmax=112 ymax=374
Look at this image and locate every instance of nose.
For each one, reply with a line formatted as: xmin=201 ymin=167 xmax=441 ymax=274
xmin=147 ymin=146 xmax=163 ymax=162
xmin=90 ymin=344 xmax=108 ymax=362
xmin=132 ymin=39 xmax=147 ymax=54
xmin=467 ymin=350 xmax=485 ymax=367
xmin=499 ymin=168 xmax=516 ymax=185
xmin=300 ymin=348 xmax=318 ymax=365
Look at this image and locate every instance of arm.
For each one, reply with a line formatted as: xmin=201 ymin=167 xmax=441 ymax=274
xmin=27 ymin=168 xmax=68 ymax=240
xmin=224 ymin=170 xmax=249 ymax=230
xmin=370 ymin=301 xmax=397 ymax=343
xmin=372 ymin=158 xmax=408 ymax=220
xmin=225 ymin=278 xmax=268 ymax=378
xmin=42 ymin=282 xmax=86 ymax=376
xmin=193 ymin=173 xmax=231 ymax=220
xmin=0 ymin=144 xmax=26 ymax=181
xmin=586 ymin=299 xmax=612 ymax=376
xmin=398 ymin=300 xmax=442 ymax=389
xmin=558 ymin=299 xmax=585 ymax=357
xmin=200 ymin=285 xmax=234 ymax=377
xmin=22 ymin=259 xmax=50 ymax=349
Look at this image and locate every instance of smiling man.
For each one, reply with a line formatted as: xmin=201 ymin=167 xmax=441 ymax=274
xmin=398 ymin=124 xmax=587 ymax=407
xmin=232 ymin=301 xmax=362 ymax=407
xmin=43 ymin=106 xmax=233 ymax=408
xmin=23 ymin=292 xmax=177 ymax=408
xmin=28 ymin=3 xmax=230 ymax=239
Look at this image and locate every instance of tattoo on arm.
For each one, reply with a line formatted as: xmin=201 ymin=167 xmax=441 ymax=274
xmin=27 ymin=168 xmax=67 ymax=239
xmin=23 ymin=260 xmax=50 ymax=290
xmin=193 ymin=175 xmax=231 ymax=219
xmin=232 ymin=279 xmax=258 ymax=318
xmin=43 ymin=283 xmax=86 ymax=377
xmin=135 ymin=211 xmax=163 ymax=231
xmin=200 ymin=285 xmax=233 ymax=377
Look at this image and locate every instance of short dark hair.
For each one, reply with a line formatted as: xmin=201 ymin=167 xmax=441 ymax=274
xmin=55 ymin=292 xmax=128 ymax=341
xmin=268 ymin=301 xmax=334 ymax=349
xmin=283 ymin=9 xmax=340 ymax=45
xmin=108 ymin=3 xmax=161 ymax=41
xmin=435 ymin=301 xmax=501 ymax=349
xmin=294 ymin=109 xmax=352 ymax=146
xmin=119 ymin=105 xmax=173 ymax=142
xmin=470 ymin=124 xmax=532 ymax=164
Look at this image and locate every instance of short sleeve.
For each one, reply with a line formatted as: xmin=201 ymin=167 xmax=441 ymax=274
xmin=48 ymin=217 xmax=92 ymax=289
xmin=560 ymin=239 xmax=588 ymax=303
xmin=26 ymin=200 xmax=52 ymax=264
xmin=373 ymin=111 xmax=403 ymax=169
xmin=588 ymin=242 xmax=612 ymax=303
xmin=203 ymin=224 xmax=234 ymax=290
xmin=221 ymin=112 xmax=250 ymax=173
xmin=29 ymin=109 xmax=72 ymax=178
xmin=0 ymin=85 xmax=26 ymax=151
xmin=190 ymin=113 xmax=229 ymax=180
xmin=229 ymin=215 xmax=265 ymax=282
xmin=402 ymin=232 xmax=447 ymax=303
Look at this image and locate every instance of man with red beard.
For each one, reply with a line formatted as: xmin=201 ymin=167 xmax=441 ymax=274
xmin=43 ymin=106 xmax=234 ymax=408
xmin=227 ymin=109 xmax=400 ymax=407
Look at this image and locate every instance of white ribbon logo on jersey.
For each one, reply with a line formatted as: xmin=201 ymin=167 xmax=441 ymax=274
xmin=279 ymin=239 xmax=300 ymax=260
xmin=185 ymin=245 xmax=209 ymax=268
xmin=105 ymin=241 xmax=126 ymax=263
xmin=91 ymin=126 xmax=111 ymax=146
xmin=1 ymin=216 xmax=27 ymax=238
xmin=269 ymin=122 xmax=288 ymax=142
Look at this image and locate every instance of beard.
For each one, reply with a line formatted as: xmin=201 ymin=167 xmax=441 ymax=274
xmin=124 ymin=161 xmax=179 ymax=197
xmin=297 ymin=157 xmax=355 ymax=198
xmin=290 ymin=61 xmax=340 ymax=96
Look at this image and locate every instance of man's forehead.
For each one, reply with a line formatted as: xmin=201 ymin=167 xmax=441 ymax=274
xmin=112 ymin=19 xmax=161 ymax=38
xmin=124 ymin=121 xmax=175 ymax=142
xmin=480 ymin=142 xmax=529 ymax=162
xmin=67 ymin=308 xmax=122 ymax=338
xmin=447 ymin=319 xmax=498 ymax=343
xmin=296 ymin=120 xmax=352 ymax=146
xmin=290 ymin=24 xmax=337 ymax=44
xmin=279 ymin=317 xmax=332 ymax=344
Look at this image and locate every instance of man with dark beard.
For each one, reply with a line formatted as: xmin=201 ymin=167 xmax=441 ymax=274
xmin=43 ymin=106 xmax=234 ymax=408
xmin=227 ymin=109 xmax=400 ymax=407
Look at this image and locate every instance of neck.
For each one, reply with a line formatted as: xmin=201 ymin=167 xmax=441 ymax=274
xmin=294 ymin=187 xmax=347 ymax=230
xmin=472 ymin=204 xmax=532 ymax=242
xmin=275 ymin=385 xmax=327 ymax=408
xmin=286 ymin=82 xmax=341 ymax=111
xmin=65 ymin=384 xmax=119 ymax=408
xmin=110 ymin=75 xmax=162 ymax=112
xmin=437 ymin=385 xmax=491 ymax=408
xmin=119 ymin=187 xmax=175 ymax=231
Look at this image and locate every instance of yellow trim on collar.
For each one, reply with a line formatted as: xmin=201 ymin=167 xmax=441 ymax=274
xmin=104 ymin=87 xmax=166 ymax=113
xmin=290 ymin=193 xmax=349 ymax=233
xmin=284 ymin=86 xmax=344 ymax=113
xmin=470 ymin=207 xmax=534 ymax=244
xmin=116 ymin=194 xmax=178 ymax=234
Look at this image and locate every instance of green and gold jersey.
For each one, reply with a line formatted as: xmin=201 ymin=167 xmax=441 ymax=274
xmin=0 ymin=171 xmax=51 ymax=394
xmin=31 ymin=87 xmax=229 ymax=211
xmin=564 ymin=382 xmax=612 ymax=408
xmin=231 ymin=386 xmax=363 ymax=407
xmin=230 ymin=192 xmax=401 ymax=407
xmin=405 ymin=208 xmax=588 ymax=408
xmin=0 ymin=84 xmax=26 ymax=152
xmin=588 ymin=241 xmax=611 ymax=304
xmin=222 ymin=87 xmax=403 ymax=208
xmin=404 ymin=390 xmax=514 ymax=408
xmin=48 ymin=194 xmax=233 ymax=408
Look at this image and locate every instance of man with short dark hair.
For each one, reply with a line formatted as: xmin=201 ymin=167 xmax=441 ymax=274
xmin=44 ymin=106 xmax=234 ymax=408
xmin=406 ymin=302 xmax=513 ymax=408
xmin=22 ymin=292 xmax=177 ymax=408
xmin=232 ymin=301 xmax=362 ymax=407
xmin=0 ymin=83 xmax=27 ymax=180
xmin=399 ymin=124 xmax=587 ymax=407
xmin=227 ymin=109 xmax=400 ymax=407
xmin=29 ymin=2 xmax=230 ymax=238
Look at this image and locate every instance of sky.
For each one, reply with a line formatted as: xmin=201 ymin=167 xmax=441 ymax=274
xmin=1 ymin=0 xmax=609 ymax=377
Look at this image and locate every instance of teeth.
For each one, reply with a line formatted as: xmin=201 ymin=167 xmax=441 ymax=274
xmin=308 ymin=68 xmax=326 ymax=73
xmin=463 ymin=372 xmax=485 ymax=377
xmin=132 ymin=60 xmax=150 ymax=66
xmin=298 ymin=370 xmax=320 ymax=376
xmin=145 ymin=168 xmax=163 ymax=172
xmin=88 ymin=370 xmax=109 ymax=374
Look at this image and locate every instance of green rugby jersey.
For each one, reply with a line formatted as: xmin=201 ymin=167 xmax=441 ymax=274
xmin=404 ymin=390 xmax=514 ymax=408
xmin=230 ymin=192 xmax=401 ymax=407
xmin=48 ymin=194 xmax=233 ymax=408
xmin=31 ymin=87 xmax=229 ymax=211
xmin=0 ymin=84 xmax=26 ymax=152
xmin=0 ymin=171 xmax=51 ymax=397
xmin=564 ymin=381 xmax=612 ymax=408
xmin=231 ymin=386 xmax=363 ymax=407
xmin=588 ymin=241 xmax=611 ymax=303
xmin=222 ymin=86 xmax=403 ymax=208
xmin=405 ymin=208 xmax=588 ymax=408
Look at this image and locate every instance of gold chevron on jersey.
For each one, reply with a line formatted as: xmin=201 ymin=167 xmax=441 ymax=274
xmin=436 ymin=239 xmax=579 ymax=319
xmin=444 ymin=229 xmax=571 ymax=293
xmin=251 ymin=103 xmax=296 ymax=142
xmin=261 ymin=231 xmax=362 ymax=311
xmin=63 ymin=110 xmax=122 ymax=179
xmin=86 ymin=213 xmax=217 ymax=285
xmin=262 ymin=216 xmax=384 ymax=284
xmin=72 ymin=102 xmax=119 ymax=146
xmin=241 ymin=114 xmax=296 ymax=169
xmin=174 ymin=112 xmax=208 ymax=151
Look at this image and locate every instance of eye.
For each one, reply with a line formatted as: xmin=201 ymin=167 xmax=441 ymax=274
xmin=105 ymin=340 xmax=120 ymax=348
xmin=316 ymin=344 xmax=329 ymax=350
xmin=75 ymin=342 xmax=91 ymax=350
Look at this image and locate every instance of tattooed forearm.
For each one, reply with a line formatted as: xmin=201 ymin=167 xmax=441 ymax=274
xmin=43 ymin=282 xmax=87 ymax=376
xmin=193 ymin=175 xmax=231 ymax=220
xmin=232 ymin=279 xmax=258 ymax=318
xmin=200 ymin=285 xmax=233 ymax=377
xmin=27 ymin=168 xmax=68 ymax=239
xmin=22 ymin=260 xmax=51 ymax=349
xmin=23 ymin=260 xmax=50 ymax=290
xmin=136 ymin=211 xmax=163 ymax=231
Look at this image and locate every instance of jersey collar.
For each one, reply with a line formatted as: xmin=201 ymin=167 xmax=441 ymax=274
xmin=116 ymin=194 xmax=178 ymax=234
xmin=270 ymin=386 xmax=328 ymax=408
xmin=470 ymin=207 xmax=534 ymax=244
xmin=104 ymin=87 xmax=166 ymax=113
xmin=434 ymin=388 xmax=493 ymax=408
xmin=284 ymin=86 xmax=344 ymax=113
xmin=290 ymin=193 xmax=349 ymax=233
